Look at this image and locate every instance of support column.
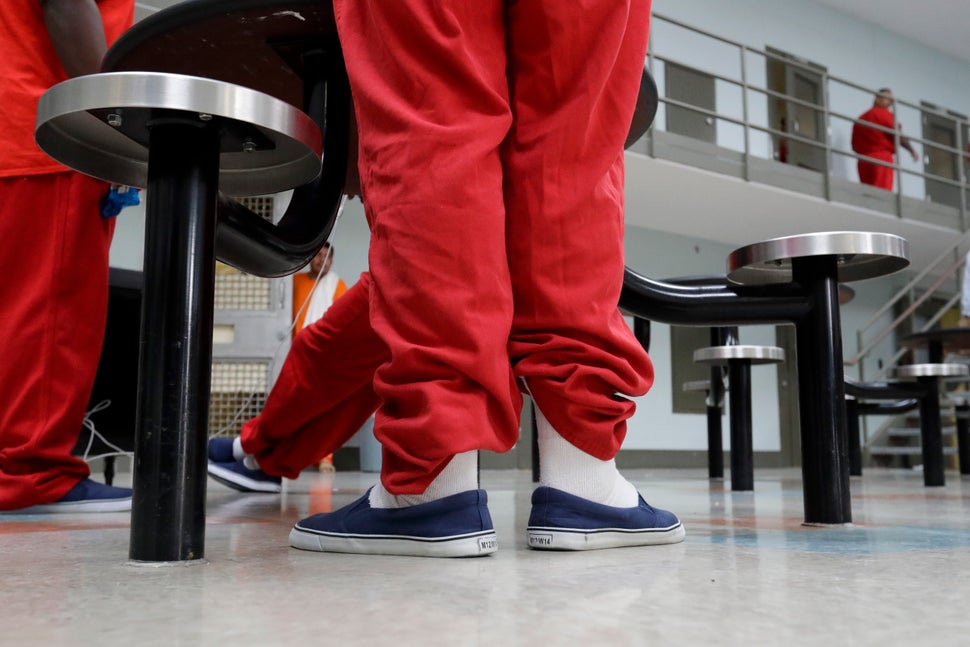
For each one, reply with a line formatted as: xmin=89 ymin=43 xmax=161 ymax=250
xmin=130 ymin=118 xmax=220 ymax=562
xmin=792 ymin=256 xmax=852 ymax=525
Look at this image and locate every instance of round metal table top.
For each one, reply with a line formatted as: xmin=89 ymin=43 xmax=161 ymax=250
xmin=726 ymin=231 xmax=910 ymax=286
xmin=894 ymin=363 xmax=970 ymax=379
xmin=35 ymin=72 xmax=322 ymax=196
xmin=693 ymin=345 xmax=785 ymax=365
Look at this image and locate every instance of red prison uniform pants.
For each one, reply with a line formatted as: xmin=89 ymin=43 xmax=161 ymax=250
xmin=857 ymin=152 xmax=895 ymax=191
xmin=241 ymin=273 xmax=384 ymax=479
xmin=259 ymin=0 xmax=655 ymax=494
xmin=0 ymin=173 xmax=113 ymax=509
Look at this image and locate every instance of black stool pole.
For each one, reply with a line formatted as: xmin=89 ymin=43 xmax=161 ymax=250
xmin=727 ymin=358 xmax=754 ymax=491
xmin=792 ymin=256 xmax=851 ymax=525
xmin=130 ymin=119 xmax=220 ymax=562
xmin=957 ymin=403 xmax=970 ymax=475
xmin=917 ymin=376 xmax=945 ymax=487
xmin=845 ymin=397 xmax=862 ymax=477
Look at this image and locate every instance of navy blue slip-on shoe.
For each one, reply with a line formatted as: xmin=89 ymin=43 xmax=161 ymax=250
xmin=527 ymin=486 xmax=685 ymax=551
xmin=5 ymin=478 xmax=132 ymax=514
xmin=289 ymin=488 xmax=498 ymax=558
xmin=207 ymin=437 xmax=236 ymax=463
xmin=208 ymin=460 xmax=282 ymax=493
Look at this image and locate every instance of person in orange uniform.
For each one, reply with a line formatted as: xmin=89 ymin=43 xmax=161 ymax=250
xmin=292 ymin=242 xmax=348 ymax=333
xmin=0 ymin=0 xmax=135 ymax=513
xmin=852 ymin=88 xmax=918 ymax=191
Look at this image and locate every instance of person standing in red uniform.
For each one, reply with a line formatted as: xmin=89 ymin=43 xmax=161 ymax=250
xmin=277 ymin=0 xmax=684 ymax=557
xmin=852 ymin=88 xmax=918 ymax=191
xmin=0 ymin=0 xmax=134 ymax=513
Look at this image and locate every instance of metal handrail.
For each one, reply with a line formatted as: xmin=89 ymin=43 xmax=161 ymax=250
xmin=650 ymin=12 xmax=970 ymax=209
xmin=648 ymin=12 xmax=970 ymax=388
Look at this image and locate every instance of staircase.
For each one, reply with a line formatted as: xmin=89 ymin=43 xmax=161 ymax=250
xmin=849 ymin=230 xmax=970 ymax=468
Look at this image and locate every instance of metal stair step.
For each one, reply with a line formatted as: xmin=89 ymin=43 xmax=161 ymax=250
xmin=868 ymin=446 xmax=958 ymax=456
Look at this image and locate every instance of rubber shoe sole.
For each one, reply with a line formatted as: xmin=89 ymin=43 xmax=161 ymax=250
xmin=1 ymin=478 xmax=132 ymax=514
xmin=207 ymin=461 xmax=282 ymax=493
xmin=527 ymin=486 xmax=685 ymax=551
xmin=289 ymin=488 xmax=497 ymax=558
xmin=10 ymin=497 xmax=132 ymax=514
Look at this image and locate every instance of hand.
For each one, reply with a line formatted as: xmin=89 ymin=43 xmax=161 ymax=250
xmin=910 ymin=150 xmax=919 ymax=162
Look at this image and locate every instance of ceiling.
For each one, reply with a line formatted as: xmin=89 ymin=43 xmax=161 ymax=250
xmin=137 ymin=1 xmax=970 ymax=63
xmin=798 ymin=0 xmax=970 ymax=63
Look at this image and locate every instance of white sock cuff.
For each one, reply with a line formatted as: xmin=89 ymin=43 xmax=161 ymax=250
xmin=369 ymin=450 xmax=478 ymax=509
xmin=535 ymin=405 xmax=638 ymax=508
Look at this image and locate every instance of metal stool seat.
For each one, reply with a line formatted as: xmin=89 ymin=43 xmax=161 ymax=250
xmin=895 ymin=363 xmax=968 ymax=486
xmin=694 ymin=345 xmax=785 ymax=491
xmin=846 ymin=363 xmax=968 ymax=487
xmin=622 ymin=230 xmax=909 ymax=525
xmin=35 ymin=71 xmax=321 ymax=195
xmin=35 ymin=71 xmax=321 ymax=563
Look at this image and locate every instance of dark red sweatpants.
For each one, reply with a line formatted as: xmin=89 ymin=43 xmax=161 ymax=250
xmin=331 ymin=0 xmax=654 ymax=494
xmin=858 ymin=152 xmax=895 ymax=190
xmin=0 ymin=172 xmax=113 ymax=509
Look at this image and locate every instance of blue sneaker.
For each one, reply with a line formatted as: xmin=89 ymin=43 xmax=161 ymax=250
xmin=289 ymin=488 xmax=498 ymax=558
xmin=207 ymin=437 xmax=282 ymax=493
xmin=207 ymin=436 xmax=236 ymax=462
xmin=5 ymin=478 xmax=132 ymax=514
xmin=527 ymin=486 xmax=685 ymax=551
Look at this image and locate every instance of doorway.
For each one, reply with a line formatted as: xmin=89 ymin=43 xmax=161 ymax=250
xmin=922 ymin=102 xmax=967 ymax=209
xmin=766 ymin=47 xmax=827 ymax=173
xmin=665 ymin=62 xmax=716 ymax=145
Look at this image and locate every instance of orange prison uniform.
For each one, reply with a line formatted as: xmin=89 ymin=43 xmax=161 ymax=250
xmin=852 ymin=105 xmax=897 ymax=191
xmin=0 ymin=0 xmax=134 ymax=509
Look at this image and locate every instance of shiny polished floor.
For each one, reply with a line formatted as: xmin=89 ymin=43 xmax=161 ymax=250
xmin=3 ymin=466 xmax=970 ymax=645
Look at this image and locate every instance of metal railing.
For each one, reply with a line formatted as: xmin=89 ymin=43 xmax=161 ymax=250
xmin=644 ymin=12 xmax=970 ymax=384
xmin=645 ymin=13 xmax=970 ymax=228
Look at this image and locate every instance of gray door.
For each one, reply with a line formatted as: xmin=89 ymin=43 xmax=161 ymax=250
xmin=922 ymin=103 xmax=965 ymax=208
xmin=766 ymin=48 xmax=827 ymax=172
xmin=209 ymin=194 xmax=294 ymax=437
xmin=665 ymin=62 xmax=716 ymax=144
xmin=786 ymin=67 xmax=826 ymax=171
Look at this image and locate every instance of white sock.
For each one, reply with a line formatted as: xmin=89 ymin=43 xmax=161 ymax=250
xmin=233 ymin=437 xmax=261 ymax=471
xmin=368 ymin=450 xmax=478 ymax=509
xmin=535 ymin=405 xmax=639 ymax=508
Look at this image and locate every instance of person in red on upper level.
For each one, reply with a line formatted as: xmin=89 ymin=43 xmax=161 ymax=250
xmin=0 ymin=0 xmax=135 ymax=513
xmin=851 ymin=88 xmax=918 ymax=191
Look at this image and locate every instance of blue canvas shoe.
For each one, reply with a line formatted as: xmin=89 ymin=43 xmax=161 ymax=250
xmin=527 ymin=486 xmax=685 ymax=550
xmin=207 ymin=437 xmax=282 ymax=493
xmin=5 ymin=478 xmax=132 ymax=514
xmin=207 ymin=436 xmax=236 ymax=462
xmin=289 ymin=488 xmax=498 ymax=558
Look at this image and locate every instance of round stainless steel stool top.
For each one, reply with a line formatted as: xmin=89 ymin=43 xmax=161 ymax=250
xmin=35 ymin=71 xmax=321 ymax=196
xmin=693 ymin=345 xmax=785 ymax=365
xmin=726 ymin=231 xmax=910 ymax=286
xmin=894 ymin=363 xmax=970 ymax=379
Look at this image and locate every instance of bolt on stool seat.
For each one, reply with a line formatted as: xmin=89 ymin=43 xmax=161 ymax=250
xmin=693 ymin=344 xmax=785 ymax=491
xmin=35 ymin=71 xmax=321 ymax=563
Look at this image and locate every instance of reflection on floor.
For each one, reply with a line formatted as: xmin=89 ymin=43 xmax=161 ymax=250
xmin=3 ymin=467 xmax=970 ymax=645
